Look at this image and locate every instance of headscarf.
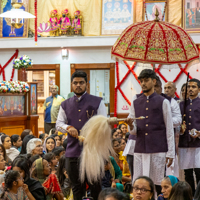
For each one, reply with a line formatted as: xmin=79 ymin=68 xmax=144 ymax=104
xmin=43 ymin=137 xmax=56 ymax=154
xmin=31 ymin=158 xmax=45 ymax=184
xmin=167 ymin=175 xmax=179 ymax=186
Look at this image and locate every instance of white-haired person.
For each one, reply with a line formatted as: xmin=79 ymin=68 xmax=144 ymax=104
xmin=43 ymin=85 xmax=65 ymax=134
xmin=27 ymin=138 xmax=43 ymax=157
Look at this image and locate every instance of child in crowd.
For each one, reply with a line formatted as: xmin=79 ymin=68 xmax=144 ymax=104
xmin=43 ymin=152 xmax=58 ymax=173
xmin=102 ymin=161 xmax=116 ymax=189
xmin=52 ymin=146 xmax=65 ymax=161
xmin=11 ymin=135 xmax=22 ymax=152
xmin=1 ymin=170 xmax=34 ymax=200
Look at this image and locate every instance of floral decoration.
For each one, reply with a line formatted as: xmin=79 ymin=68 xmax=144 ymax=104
xmin=0 ymin=81 xmax=30 ymax=93
xmin=13 ymin=55 xmax=33 ymax=69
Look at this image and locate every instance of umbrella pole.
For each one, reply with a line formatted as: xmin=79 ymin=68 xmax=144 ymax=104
xmin=153 ymin=64 xmax=155 ymax=71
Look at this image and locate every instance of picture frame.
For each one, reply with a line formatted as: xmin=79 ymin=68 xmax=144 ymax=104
xmin=28 ymin=82 xmax=38 ymax=115
xmin=143 ymin=0 xmax=168 ymax=22
xmin=0 ymin=94 xmax=26 ymax=117
xmin=183 ymin=0 xmax=200 ymax=33
xmin=101 ymin=0 xmax=135 ymax=35
xmin=0 ymin=0 xmax=29 ymax=38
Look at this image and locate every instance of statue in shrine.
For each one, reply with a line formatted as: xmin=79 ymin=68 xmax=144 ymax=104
xmin=49 ymin=9 xmax=60 ymax=36
xmin=58 ymin=9 xmax=71 ymax=36
xmin=72 ymin=10 xmax=82 ymax=35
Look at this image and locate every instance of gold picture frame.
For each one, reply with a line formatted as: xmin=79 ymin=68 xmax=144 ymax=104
xmin=143 ymin=0 xmax=168 ymax=22
xmin=182 ymin=0 xmax=200 ymax=33
xmin=101 ymin=0 xmax=135 ymax=35
xmin=0 ymin=0 xmax=29 ymax=38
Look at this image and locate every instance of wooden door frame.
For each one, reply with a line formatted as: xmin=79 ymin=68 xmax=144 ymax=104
xmin=18 ymin=64 xmax=60 ymax=94
xmin=71 ymin=63 xmax=115 ymax=116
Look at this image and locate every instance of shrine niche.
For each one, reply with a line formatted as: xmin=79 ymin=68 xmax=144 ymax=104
xmin=0 ymin=81 xmax=39 ymax=137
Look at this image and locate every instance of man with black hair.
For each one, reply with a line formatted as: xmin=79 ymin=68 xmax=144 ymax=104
xmin=56 ymin=71 xmax=107 ymax=200
xmin=125 ymin=69 xmax=175 ymax=195
xmin=179 ymin=78 xmax=200 ymax=195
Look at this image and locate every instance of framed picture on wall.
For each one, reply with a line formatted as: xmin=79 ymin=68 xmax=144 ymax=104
xmin=28 ymin=82 xmax=38 ymax=115
xmin=0 ymin=0 xmax=29 ymax=38
xmin=183 ymin=0 xmax=200 ymax=32
xmin=101 ymin=0 xmax=134 ymax=35
xmin=143 ymin=0 xmax=168 ymax=22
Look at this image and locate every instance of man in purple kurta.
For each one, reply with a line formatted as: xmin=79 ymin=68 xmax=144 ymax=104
xmin=126 ymin=69 xmax=175 ymax=195
xmin=179 ymin=78 xmax=200 ymax=195
xmin=56 ymin=71 xmax=107 ymax=200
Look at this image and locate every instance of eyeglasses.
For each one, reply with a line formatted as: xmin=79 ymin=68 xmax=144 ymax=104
xmin=133 ymin=187 xmax=151 ymax=193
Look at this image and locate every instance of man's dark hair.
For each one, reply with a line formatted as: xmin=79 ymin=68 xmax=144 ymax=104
xmin=155 ymin=75 xmax=162 ymax=86
xmin=71 ymin=71 xmax=87 ymax=83
xmin=188 ymin=78 xmax=200 ymax=88
xmin=138 ymin=69 xmax=156 ymax=80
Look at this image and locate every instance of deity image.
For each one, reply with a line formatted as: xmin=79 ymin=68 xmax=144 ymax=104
xmin=10 ymin=96 xmax=14 ymax=114
xmin=121 ymin=4 xmax=131 ymax=23
xmin=58 ymin=9 xmax=71 ymax=36
xmin=72 ymin=10 xmax=82 ymax=35
xmin=31 ymin=86 xmax=36 ymax=114
xmin=113 ymin=2 xmax=121 ymax=23
xmin=49 ymin=9 xmax=60 ymax=36
xmin=105 ymin=3 xmax=113 ymax=23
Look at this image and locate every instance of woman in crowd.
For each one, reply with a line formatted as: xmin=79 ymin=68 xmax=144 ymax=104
xmin=20 ymin=135 xmax=35 ymax=155
xmin=12 ymin=156 xmax=46 ymax=200
xmin=132 ymin=176 xmax=155 ymax=200
xmin=11 ymin=135 xmax=22 ymax=152
xmin=179 ymin=83 xmax=189 ymax=101
xmin=112 ymin=139 xmax=123 ymax=170
xmin=31 ymin=157 xmax=64 ymax=200
xmin=39 ymin=133 xmax=48 ymax=144
xmin=98 ymin=188 xmax=129 ymax=200
xmin=43 ymin=153 xmax=58 ymax=174
xmin=56 ymin=155 xmax=71 ymax=198
xmin=118 ymin=124 xmax=128 ymax=138
xmin=21 ymin=129 xmax=33 ymax=141
xmin=168 ymin=181 xmax=193 ymax=200
xmin=0 ymin=144 xmax=12 ymax=166
xmin=26 ymin=138 xmax=44 ymax=157
xmin=1 ymin=170 xmax=34 ymax=200
xmin=1 ymin=135 xmax=19 ymax=161
xmin=158 ymin=175 xmax=179 ymax=200
xmin=0 ymin=154 xmax=6 ymax=191
xmin=51 ymin=134 xmax=61 ymax=147
xmin=111 ymin=128 xmax=122 ymax=139
xmin=43 ymin=137 xmax=56 ymax=153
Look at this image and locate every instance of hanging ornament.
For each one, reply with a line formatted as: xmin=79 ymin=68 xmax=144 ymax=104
xmin=35 ymin=0 xmax=37 ymax=46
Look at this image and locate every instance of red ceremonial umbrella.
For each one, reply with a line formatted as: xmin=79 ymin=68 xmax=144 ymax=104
xmin=111 ymin=11 xmax=199 ymax=68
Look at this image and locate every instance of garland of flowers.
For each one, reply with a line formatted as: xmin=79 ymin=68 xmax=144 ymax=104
xmin=0 ymin=49 xmax=18 ymax=81
xmin=35 ymin=0 xmax=37 ymax=44
xmin=0 ymin=81 xmax=29 ymax=93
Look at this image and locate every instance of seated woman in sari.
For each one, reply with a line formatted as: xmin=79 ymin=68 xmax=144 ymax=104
xmin=31 ymin=157 xmax=64 ymax=200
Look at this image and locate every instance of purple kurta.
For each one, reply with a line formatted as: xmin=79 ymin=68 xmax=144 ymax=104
xmin=61 ymin=93 xmax=102 ymax=157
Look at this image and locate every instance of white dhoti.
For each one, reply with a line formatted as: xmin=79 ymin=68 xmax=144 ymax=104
xmin=179 ymin=147 xmax=200 ymax=169
xmin=133 ymin=152 xmax=166 ymax=185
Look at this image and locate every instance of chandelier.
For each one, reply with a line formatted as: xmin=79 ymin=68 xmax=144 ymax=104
xmin=0 ymin=0 xmax=35 ymax=29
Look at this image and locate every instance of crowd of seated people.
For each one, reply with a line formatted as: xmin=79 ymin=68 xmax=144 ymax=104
xmin=0 ymin=123 xmax=198 ymax=200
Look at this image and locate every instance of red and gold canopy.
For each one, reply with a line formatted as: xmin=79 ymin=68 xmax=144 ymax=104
xmin=111 ymin=20 xmax=199 ymax=65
